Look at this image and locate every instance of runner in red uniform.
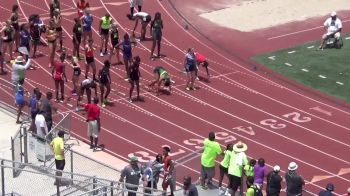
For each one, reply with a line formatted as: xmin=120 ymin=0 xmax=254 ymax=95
xmin=77 ymin=0 xmax=90 ymax=18
xmin=85 ymin=39 xmax=96 ymax=80
xmin=195 ymin=52 xmax=210 ymax=79
xmin=52 ymin=52 xmax=67 ymax=102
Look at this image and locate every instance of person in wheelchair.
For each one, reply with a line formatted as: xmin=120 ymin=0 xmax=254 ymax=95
xmin=319 ymin=11 xmax=342 ymax=50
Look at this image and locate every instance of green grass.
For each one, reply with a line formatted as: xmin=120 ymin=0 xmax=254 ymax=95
xmin=252 ymin=37 xmax=350 ymax=103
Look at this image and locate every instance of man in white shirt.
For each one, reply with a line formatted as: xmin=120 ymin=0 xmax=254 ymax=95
xmin=319 ymin=11 xmax=342 ymax=50
xmin=35 ymin=110 xmax=48 ymax=140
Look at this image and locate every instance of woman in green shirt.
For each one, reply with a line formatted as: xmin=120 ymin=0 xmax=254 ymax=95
xmin=218 ymin=143 xmax=233 ymax=194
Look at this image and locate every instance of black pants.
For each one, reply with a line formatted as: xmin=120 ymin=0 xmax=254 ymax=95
xmin=145 ymin=180 xmax=157 ymax=194
xmin=126 ymin=186 xmax=138 ymax=196
xmin=55 ymin=159 xmax=65 ymax=184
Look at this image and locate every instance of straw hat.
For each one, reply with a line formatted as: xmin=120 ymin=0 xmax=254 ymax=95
xmin=232 ymin=141 xmax=248 ymax=152
xmin=15 ymin=56 xmax=24 ymax=63
xmin=288 ymin=162 xmax=298 ymax=171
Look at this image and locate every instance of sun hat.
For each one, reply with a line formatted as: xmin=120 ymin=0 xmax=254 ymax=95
xmin=273 ymin=165 xmax=280 ymax=172
xmin=15 ymin=56 xmax=24 ymax=63
xmin=331 ymin=11 xmax=337 ymax=17
xmin=130 ymin=156 xmax=138 ymax=162
xmin=232 ymin=141 xmax=248 ymax=152
xmin=288 ymin=162 xmax=298 ymax=171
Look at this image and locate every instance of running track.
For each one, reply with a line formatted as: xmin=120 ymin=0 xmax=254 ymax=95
xmin=1 ymin=0 xmax=350 ymax=194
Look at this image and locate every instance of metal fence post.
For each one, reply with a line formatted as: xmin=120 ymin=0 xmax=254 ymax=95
xmin=70 ymin=148 xmax=73 ymax=180
xmin=1 ymin=160 xmax=5 ymax=196
xmin=110 ymin=182 xmax=113 ymax=196
xmin=23 ymin=127 xmax=28 ymax=163
xmin=93 ymin=178 xmax=97 ymax=195
xmin=19 ymin=128 xmax=23 ymax=163
xmin=11 ymin=137 xmax=15 ymax=177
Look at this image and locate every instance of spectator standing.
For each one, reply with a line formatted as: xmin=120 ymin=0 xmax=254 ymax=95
xmin=266 ymin=165 xmax=282 ymax=196
xmin=183 ymin=175 xmax=198 ymax=196
xmin=200 ymin=131 xmax=222 ymax=190
xmin=218 ymin=143 xmax=233 ymax=195
xmin=119 ymin=156 xmax=142 ymax=196
xmin=15 ymin=79 xmax=26 ymax=124
xmin=318 ymin=183 xmax=335 ymax=196
xmin=41 ymin=91 xmax=55 ymax=132
xmin=35 ymin=110 xmax=48 ymax=140
xmin=150 ymin=12 xmax=163 ymax=59
xmin=254 ymin=158 xmax=267 ymax=188
xmin=50 ymin=130 xmax=65 ymax=185
xmin=11 ymin=56 xmax=32 ymax=91
xmin=244 ymin=159 xmax=256 ymax=178
xmin=29 ymin=88 xmax=41 ymax=132
xmin=285 ymin=162 xmax=305 ymax=196
xmin=227 ymin=141 xmax=248 ymax=196
xmin=144 ymin=154 xmax=164 ymax=194
xmin=162 ymin=146 xmax=176 ymax=196
xmin=81 ymin=97 xmax=101 ymax=149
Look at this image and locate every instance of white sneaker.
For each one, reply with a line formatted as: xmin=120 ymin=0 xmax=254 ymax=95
xmin=195 ymin=77 xmax=200 ymax=80
xmin=100 ymin=52 xmax=104 ymax=57
xmin=219 ymin=187 xmax=226 ymax=195
xmin=224 ymin=189 xmax=231 ymax=196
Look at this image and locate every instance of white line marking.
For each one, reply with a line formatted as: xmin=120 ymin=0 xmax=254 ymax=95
xmin=267 ymin=19 xmax=350 ymax=40
xmin=307 ymin=46 xmax=315 ymax=49
xmin=67 ymin=103 xmax=73 ymax=107
xmin=336 ymin=81 xmax=344 ymax=85
xmin=268 ymin=56 xmax=276 ymax=60
xmin=301 ymin=69 xmax=309 ymax=72
xmin=288 ymin=51 xmax=296 ymax=54
xmin=285 ymin=63 xmax=292 ymax=67
xmin=318 ymin=75 xmax=327 ymax=79
xmin=345 ymin=37 xmax=350 ymax=40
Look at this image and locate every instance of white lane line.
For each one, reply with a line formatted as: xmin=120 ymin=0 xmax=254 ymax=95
xmin=345 ymin=37 xmax=350 ymax=40
xmin=336 ymin=81 xmax=344 ymax=85
xmin=318 ymin=75 xmax=327 ymax=79
xmin=288 ymin=50 xmax=296 ymax=54
xmin=301 ymin=69 xmax=309 ymax=72
xmin=307 ymin=46 xmax=315 ymax=49
xmin=285 ymin=63 xmax=292 ymax=67
xmin=268 ymin=56 xmax=276 ymax=60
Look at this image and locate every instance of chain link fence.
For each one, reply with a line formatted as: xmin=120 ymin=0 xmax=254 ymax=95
xmin=0 ymin=158 xmax=164 ymax=196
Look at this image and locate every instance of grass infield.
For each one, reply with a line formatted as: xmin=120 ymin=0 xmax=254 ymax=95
xmin=252 ymin=37 xmax=350 ymax=103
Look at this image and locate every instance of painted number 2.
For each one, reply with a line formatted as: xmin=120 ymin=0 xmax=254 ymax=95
xmin=282 ymin=112 xmax=311 ymax=123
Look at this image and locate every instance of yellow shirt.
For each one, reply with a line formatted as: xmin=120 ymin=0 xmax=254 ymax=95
xmin=101 ymin=16 xmax=112 ymax=29
xmin=50 ymin=137 xmax=64 ymax=160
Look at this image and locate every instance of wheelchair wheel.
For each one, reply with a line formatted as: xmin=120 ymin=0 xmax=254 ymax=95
xmin=335 ymin=37 xmax=344 ymax=49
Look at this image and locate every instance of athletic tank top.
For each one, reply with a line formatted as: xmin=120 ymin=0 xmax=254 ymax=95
xmin=101 ymin=16 xmax=112 ymax=29
xmin=122 ymin=40 xmax=132 ymax=55
xmin=85 ymin=46 xmax=94 ymax=57
xmin=110 ymin=30 xmax=119 ymax=42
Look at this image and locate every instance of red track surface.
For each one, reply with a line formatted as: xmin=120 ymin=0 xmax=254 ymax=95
xmin=1 ymin=0 xmax=350 ymax=194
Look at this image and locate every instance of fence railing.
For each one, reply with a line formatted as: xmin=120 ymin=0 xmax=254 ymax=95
xmin=0 ymin=158 xmax=163 ymax=196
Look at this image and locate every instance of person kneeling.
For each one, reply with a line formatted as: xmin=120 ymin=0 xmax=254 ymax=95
xmin=148 ymin=66 xmax=171 ymax=96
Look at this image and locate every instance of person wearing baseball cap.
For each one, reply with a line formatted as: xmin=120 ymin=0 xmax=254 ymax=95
xmin=319 ymin=11 xmax=343 ymax=50
xmin=119 ymin=156 xmax=142 ymax=196
xmin=285 ymin=162 xmax=305 ymax=196
xmin=266 ymin=165 xmax=282 ymax=196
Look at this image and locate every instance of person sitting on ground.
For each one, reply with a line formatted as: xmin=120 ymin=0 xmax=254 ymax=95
xmin=183 ymin=175 xmax=198 ymax=196
xmin=319 ymin=11 xmax=342 ymax=50
xmin=148 ymin=66 xmax=172 ymax=95
xmin=127 ymin=12 xmax=151 ymax=41
xmin=319 ymin=183 xmax=335 ymax=196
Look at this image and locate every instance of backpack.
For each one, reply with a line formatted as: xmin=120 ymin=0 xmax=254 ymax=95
xmin=253 ymin=185 xmax=263 ymax=196
xmin=99 ymin=68 xmax=109 ymax=84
